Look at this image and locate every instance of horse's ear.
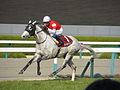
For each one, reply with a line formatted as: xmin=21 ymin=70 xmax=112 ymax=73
xmin=29 ymin=20 xmax=32 ymax=24
xmin=32 ymin=21 xmax=37 ymax=25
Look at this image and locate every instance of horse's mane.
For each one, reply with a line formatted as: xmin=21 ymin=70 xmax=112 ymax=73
xmin=36 ymin=22 xmax=50 ymax=35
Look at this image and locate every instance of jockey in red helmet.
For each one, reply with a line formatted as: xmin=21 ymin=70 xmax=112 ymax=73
xmin=42 ymin=16 xmax=63 ymax=47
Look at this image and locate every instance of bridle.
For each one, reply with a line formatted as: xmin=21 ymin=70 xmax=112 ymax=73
xmin=25 ymin=23 xmax=48 ymax=44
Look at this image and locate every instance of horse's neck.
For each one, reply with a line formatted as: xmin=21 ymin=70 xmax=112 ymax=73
xmin=35 ymin=25 xmax=59 ymax=58
xmin=35 ymin=25 xmax=46 ymax=43
xmin=35 ymin=31 xmax=46 ymax=43
xmin=35 ymin=25 xmax=55 ymax=45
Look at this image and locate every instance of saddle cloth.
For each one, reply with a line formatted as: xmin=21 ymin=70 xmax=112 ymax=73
xmin=59 ymin=35 xmax=73 ymax=47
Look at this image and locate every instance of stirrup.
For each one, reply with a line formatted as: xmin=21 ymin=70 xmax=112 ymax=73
xmin=57 ymin=43 xmax=61 ymax=47
xmin=57 ymin=41 xmax=63 ymax=47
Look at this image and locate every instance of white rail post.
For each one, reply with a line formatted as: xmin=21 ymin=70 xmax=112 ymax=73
xmin=53 ymin=58 xmax=58 ymax=72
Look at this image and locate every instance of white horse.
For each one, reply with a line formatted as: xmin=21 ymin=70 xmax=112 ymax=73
xmin=19 ymin=21 xmax=95 ymax=81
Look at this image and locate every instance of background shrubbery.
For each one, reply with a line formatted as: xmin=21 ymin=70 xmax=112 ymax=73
xmin=0 ymin=35 xmax=120 ymax=58
xmin=0 ymin=52 xmax=26 ymax=58
xmin=1 ymin=35 xmax=120 ymax=41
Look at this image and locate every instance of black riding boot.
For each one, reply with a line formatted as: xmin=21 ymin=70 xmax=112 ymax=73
xmin=55 ymin=36 xmax=64 ymax=47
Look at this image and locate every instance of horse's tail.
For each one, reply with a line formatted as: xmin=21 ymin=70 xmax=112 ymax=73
xmin=79 ymin=44 xmax=96 ymax=58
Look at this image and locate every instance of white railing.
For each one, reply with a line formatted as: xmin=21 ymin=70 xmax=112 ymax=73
xmin=1 ymin=40 xmax=120 ymax=45
xmin=79 ymin=41 xmax=120 ymax=45
xmin=0 ymin=47 xmax=120 ymax=53
xmin=0 ymin=40 xmax=120 ymax=53
xmin=0 ymin=40 xmax=120 ymax=76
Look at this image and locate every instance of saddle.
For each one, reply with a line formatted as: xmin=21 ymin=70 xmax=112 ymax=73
xmin=57 ymin=35 xmax=73 ymax=47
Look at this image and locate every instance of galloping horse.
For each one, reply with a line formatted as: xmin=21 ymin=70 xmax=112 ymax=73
xmin=19 ymin=21 xmax=95 ymax=81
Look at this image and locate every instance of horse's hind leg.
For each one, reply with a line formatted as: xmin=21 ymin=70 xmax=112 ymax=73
xmin=49 ymin=61 xmax=67 ymax=77
xmin=68 ymin=59 xmax=77 ymax=81
xmin=49 ymin=54 xmax=72 ymax=76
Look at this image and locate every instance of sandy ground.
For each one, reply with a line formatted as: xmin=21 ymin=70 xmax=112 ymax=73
xmin=0 ymin=58 xmax=120 ymax=81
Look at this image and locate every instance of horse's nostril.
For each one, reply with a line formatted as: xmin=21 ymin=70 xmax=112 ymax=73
xmin=21 ymin=35 xmax=26 ymax=39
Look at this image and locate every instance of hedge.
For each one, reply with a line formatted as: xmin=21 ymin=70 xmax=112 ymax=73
xmin=0 ymin=52 xmax=26 ymax=58
xmin=0 ymin=35 xmax=120 ymax=58
xmin=99 ymin=53 xmax=119 ymax=59
xmin=1 ymin=35 xmax=120 ymax=42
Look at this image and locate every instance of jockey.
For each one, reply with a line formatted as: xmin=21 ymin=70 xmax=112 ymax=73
xmin=42 ymin=16 xmax=63 ymax=47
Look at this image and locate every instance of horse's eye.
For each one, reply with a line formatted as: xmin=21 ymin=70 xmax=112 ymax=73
xmin=29 ymin=27 xmax=32 ymax=30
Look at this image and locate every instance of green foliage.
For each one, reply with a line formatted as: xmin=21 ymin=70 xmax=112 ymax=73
xmin=99 ymin=53 xmax=112 ymax=59
xmin=0 ymin=52 xmax=26 ymax=58
xmin=0 ymin=35 xmax=35 ymax=58
xmin=0 ymin=35 xmax=35 ymax=40
xmin=74 ymin=36 xmax=120 ymax=42
xmin=0 ymin=35 xmax=120 ymax=58
xmin=0 ymin=43 xmax=35 ymax=47
xmin=1 ymin=35 xmax=120 ymax=42
xmin=99 ymin=53 xmax=119 ymax=59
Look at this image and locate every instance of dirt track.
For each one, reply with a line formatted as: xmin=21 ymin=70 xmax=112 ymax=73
xmin=0 ymin=58 xmax=120 ymax=80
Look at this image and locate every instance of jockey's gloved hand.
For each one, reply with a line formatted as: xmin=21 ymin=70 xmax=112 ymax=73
xmin=40 ymin=24 xmax=48 ymax=31
xmin=52 ymin=33 xmax=57 ymax=38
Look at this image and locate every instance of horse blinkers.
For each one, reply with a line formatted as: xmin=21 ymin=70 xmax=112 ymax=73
xmin=25 ymin=23 xmax=36 ymax=36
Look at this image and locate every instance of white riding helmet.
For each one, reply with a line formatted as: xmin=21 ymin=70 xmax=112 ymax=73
xmin=43 ymin=16 xmax=51 ymax=22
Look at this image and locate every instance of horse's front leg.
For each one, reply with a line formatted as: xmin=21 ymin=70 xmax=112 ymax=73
xmin=37 ymin=60 xmax=41 ymax=75
xmin=19 ymin=56 xmax=36 ymax=74
xmin=19 ymin=54 xmax=40 ymax=74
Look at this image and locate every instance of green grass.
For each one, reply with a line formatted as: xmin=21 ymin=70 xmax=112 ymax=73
xmin=0 ymin=52 xmax=26 ymax=58
xmin=0 ymin=79 xmax=102 ymax=90
xmin=0 ymin=35 xmax=120 ymax=48
xmin=74 ymin=36 xmax=120 ymax=42
xmin=99 ymin=53 xmax=119 ymax=59
xmin=0 ymin=78 xmax=120 ymax=90
xmin=1 ymin=35 xmax=120 ymax=42
xmin=0 ymin=35 xmax=35 ymax=40
xmin=0 ymin=35 xmax=120 ymax=58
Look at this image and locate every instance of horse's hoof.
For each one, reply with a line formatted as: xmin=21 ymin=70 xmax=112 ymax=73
xmin=18 ymin=69 xmax=24 ymax=74
xmin=18 ymin=71 xmax=23 ymax=74
xmin=37 ymin=72 xmax=41 ymax=75
xmin=48 ymin=74 xmax=54 ymax=77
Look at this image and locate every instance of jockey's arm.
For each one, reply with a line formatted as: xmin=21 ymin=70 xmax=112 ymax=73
xmin=48 ymin=28 xmax=56 ymax=34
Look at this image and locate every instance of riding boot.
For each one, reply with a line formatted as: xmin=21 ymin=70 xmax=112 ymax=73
xmin=56 ymin=36 xmax=64 ymax=47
